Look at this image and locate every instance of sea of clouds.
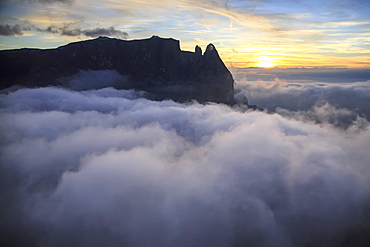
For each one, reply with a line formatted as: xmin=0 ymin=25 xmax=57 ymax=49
xmin=1 ymin=69 xmax=370 ymax=246
xmin=233 ymin=68 xmax=370 ymax=129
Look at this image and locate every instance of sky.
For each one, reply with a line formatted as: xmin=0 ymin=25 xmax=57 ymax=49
xmin=0 ymin=0 xmax=369 ymax=68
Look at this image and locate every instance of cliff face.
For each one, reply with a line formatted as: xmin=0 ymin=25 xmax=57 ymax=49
xmin=0 ymin=36 xmax=235 ymax=104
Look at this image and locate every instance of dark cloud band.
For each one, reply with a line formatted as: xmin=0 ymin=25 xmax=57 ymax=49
xmin=21 ymin=0 xmax=73 ymax=4
xmin=0 ymin=24 xmax=25 ymax=36
xmin=42 ymin=25 xmax=129 ymax=39
xmin=0 ymin=22 xmax=128 ymax=39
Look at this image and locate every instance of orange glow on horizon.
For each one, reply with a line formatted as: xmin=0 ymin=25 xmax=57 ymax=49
xmin=222 ymin=53 xmax=369 ymax=69
xmin=217 ymin=44 xmax=370 ymax=69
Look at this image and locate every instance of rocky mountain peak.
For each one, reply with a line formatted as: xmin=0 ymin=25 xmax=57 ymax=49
xmin=0 ymin=36 xmax=235 ymax=104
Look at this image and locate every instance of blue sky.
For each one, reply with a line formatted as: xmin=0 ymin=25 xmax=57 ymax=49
xmin=1 ymin=0 xmax=369 ymax=67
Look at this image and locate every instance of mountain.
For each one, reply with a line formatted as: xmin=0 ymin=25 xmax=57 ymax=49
xmin=0 ymin=36 xmax=235 ymax=104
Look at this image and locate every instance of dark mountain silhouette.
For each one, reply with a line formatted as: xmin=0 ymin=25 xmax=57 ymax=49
xmin=0 ymin=36 xmax=235 ymax=104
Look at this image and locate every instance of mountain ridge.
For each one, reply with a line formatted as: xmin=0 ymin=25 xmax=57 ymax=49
xmin=0 ymin=36 xmax=235 ymax=104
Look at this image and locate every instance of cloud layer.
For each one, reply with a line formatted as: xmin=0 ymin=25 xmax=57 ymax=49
xmin=234 ymin=68 xmax=370 ymax=127
xmin=1 ymin=86 xmax=370 ymax=246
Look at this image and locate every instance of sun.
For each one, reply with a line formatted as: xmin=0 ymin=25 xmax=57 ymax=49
xmin=256 ymin=61 xmax=275 ymax=68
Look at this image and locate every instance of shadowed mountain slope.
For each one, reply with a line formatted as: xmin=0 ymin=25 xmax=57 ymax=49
xmin=0 ymin=36 xmax=235 ymax=104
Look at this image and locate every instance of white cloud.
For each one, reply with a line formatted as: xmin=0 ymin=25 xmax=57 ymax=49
xmin=1 ymin=86 xmax=370 ymax=246
xmin=234 ymin=68 xmax=370 ymax=127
